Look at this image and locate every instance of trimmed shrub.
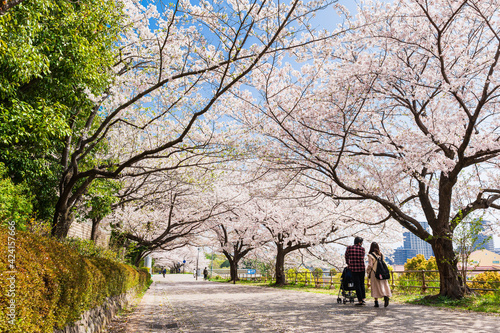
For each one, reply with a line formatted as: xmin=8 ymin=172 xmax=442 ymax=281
xmin=286 ymin=268 xmax=297 ymax=283
xmin=0 ymin=228 xmax=151 ymax=333
xmin=296 ymin=268 xmax=313 ymax=284
xmin=472 ymin=271 xmax=500 ymax=295
xmin=286 ymin=267 xmax=313 ymax=285
xmin=398 ymin=254 xmax=439 ymax=289
xmin=312 ymin=268 xmax=324 ymax=278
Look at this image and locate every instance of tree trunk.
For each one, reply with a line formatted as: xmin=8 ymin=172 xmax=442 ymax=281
xmin=230 ymin=259 xmax=239 ymax=282
xmin=51 ymin=200 xmax=73 ymax=238
xmin=90 ymin=218 xmax=100 ymax=241
xmin=223 ymin=250 xmax=240 ymax=282
xmin=275 ymin=244 xmax=286 ymax=286
xmin=51 ymin=168 xmax=94 ymax=239
xmin=431 ymin=236 xmax=464 ymax=299
xmin=133 ymin=250 xmax=146 ymax=267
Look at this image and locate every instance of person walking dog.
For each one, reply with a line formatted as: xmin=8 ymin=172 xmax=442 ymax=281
xmin=345 ymin=236 xmax=366 ymax=306
xmin=367 ymin=242 xmax=392 ymax=307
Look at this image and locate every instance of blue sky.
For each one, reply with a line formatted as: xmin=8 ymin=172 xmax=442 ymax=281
xmin=301 ymin=0 xmax=365 ymax=33
xmin=311 ymin=0 xmax=360 ymax=31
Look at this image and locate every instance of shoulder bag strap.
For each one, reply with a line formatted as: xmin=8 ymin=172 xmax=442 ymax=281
xmin=368 ymin=253 xmax=376 ymax=275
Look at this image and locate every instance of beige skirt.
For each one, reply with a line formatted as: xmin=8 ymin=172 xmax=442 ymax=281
xmin=369 ymin=271 xmax=392 ymax=298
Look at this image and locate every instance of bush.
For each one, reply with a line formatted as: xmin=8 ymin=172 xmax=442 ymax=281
xmin=297 ymin=268 xmax=313 ymax=284
xmin=286 ymin=268 xmax=297 ymax=283
xmin=0 ymin=228 xmax=151 ymax=333
xmin=0 ymin=162 xmax=33 ymax=230
xmin=62 ymin=237 xmax=124 ymax=262
xmin=312 ymin=268 xmax=324 ymax=278
xmin=472 ymin=271 xmax=500 ymax=295
xmin=400 ymin=254 xmax=439 ymax=287
xmin=286 ymin=267 xmax=313 ymax=284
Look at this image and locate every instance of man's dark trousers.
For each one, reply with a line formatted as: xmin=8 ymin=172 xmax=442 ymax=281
xmin=351 ymin=271 xmax=366 ymax=302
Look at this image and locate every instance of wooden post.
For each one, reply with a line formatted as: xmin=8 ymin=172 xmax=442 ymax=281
xmin=421 ymin=270 xmax=427 ymax=294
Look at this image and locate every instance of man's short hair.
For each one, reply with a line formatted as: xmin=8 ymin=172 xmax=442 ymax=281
xmin=354 ymin=236 xmax=363 ymax=245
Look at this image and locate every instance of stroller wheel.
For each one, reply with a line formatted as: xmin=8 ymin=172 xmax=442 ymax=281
xmin=343 ymin=299 xmax=347 ymax=304
xmin=337 ymin=298 xmax=341 ymax=304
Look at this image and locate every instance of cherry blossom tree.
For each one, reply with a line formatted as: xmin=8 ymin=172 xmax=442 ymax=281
xmin=51 ymin=0 xmax=337 ymax=238
xmin=105 ymin=168 xmax=232 ymax=266
xmin=206 ymin=162 xmax=395 ymax=285
xmin=212 ymin=217 xmax=261 ymax=282
xmin=232 ymin=0 xmax=500 ymax=298
xmin=244 ymin=170 xmax=369 ymax=286
xmin=207 ymin=174 xmax=270 ymax=282
xmin=152 ymin=246 xmax=202 ymax=274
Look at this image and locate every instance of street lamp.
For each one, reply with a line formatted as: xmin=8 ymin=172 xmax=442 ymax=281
xmin=210 ymin=246 xmax=214 ymax=279
xmin=196 ymin=247 xmax=200 ymax=280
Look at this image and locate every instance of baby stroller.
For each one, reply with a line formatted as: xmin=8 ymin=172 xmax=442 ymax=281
xmin=337 ymin=267 xmax=356 ymax=304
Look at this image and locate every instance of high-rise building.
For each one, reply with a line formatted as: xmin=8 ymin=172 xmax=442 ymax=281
xmin=473 ymin=220 xmax=495 ymax=252
xmin=474 ymin=233 xmax=494 ymax=251
xmin=392 ymin=222 xmax=435 ymax=265
xmin=393 ymin=248 xmax=417 ymax=265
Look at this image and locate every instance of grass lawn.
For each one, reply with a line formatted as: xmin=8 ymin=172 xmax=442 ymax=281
xmin=406 ymin=293 xmax=500 ymax=314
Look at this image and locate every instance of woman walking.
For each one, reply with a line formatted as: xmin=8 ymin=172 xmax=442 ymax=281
xmin=367 ymin=242 xmax=392 ymax=307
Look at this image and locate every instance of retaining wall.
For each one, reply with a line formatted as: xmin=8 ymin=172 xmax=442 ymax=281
xmin=54 ymin=291 xmax=135 ymax=333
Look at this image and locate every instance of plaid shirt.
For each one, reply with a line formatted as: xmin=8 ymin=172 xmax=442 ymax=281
xmin=345 ymin=244 xmax=366 ymax=272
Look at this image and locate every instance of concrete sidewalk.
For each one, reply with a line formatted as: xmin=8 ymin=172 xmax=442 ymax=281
xmin=110 ymin=274 xmax=500 ymax=333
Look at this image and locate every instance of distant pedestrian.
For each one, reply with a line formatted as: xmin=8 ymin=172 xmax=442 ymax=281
xmin=345 ymin=236 xmax=366 ymax=306
xmin=162 ymin=268 xmax=166 ymax=278
xmin=203 ymin=267 xmax=208 ymax=280
xmin=367 ymin=242 xmax=392 ymax=307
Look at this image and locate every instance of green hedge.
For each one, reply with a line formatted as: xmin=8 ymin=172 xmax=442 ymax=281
xmin=0 ymin=228 xmax=151 ymax=333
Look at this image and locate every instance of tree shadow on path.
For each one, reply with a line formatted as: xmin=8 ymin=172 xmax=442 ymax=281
xmin=158 ymin=275 xmax=500 ymax=333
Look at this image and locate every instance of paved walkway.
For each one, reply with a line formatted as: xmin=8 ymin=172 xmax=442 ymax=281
xmin=110 ymin=274 xmax=500 ymax=333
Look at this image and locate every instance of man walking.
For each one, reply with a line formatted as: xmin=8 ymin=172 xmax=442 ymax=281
xmin=345 ymin=236 xmax=366 ymax=306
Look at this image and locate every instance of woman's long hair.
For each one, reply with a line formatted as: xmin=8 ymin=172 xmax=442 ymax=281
xmin=369 ymin=242 xmax=382 ymax=257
